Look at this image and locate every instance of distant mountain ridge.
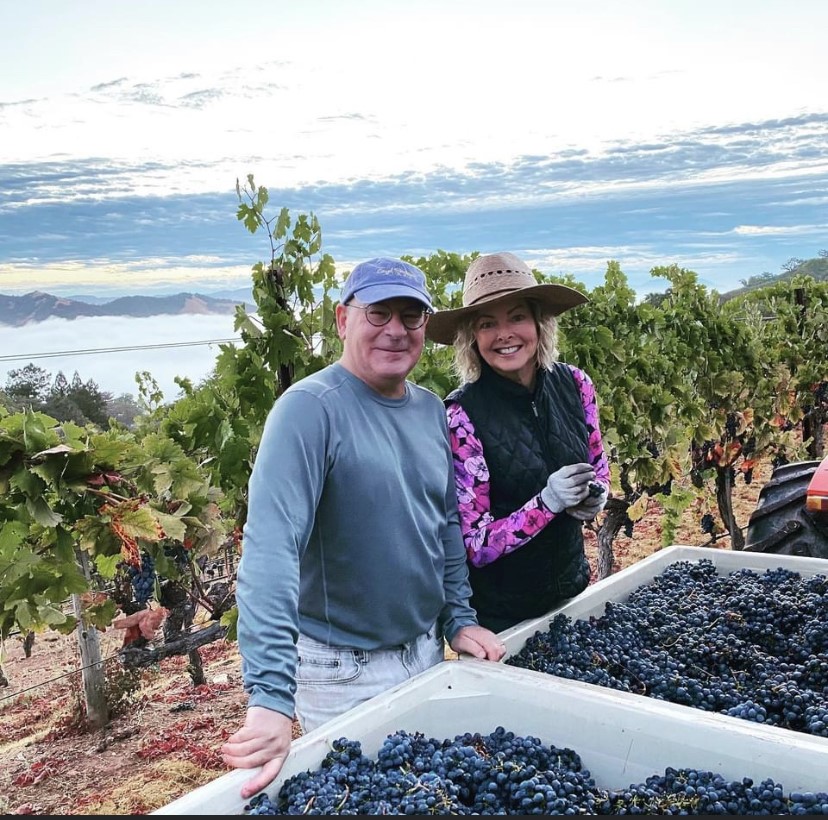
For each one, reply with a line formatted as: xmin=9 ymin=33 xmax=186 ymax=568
xmin=720 ymin=256 xmax=828 ymax=300
xmin=4 ymin=258 xmax=825 ymax=326
xmin=0 ymin=290 xmax=255 ymax=327
xmin=64 ymin=287 xmax=255 ymax=306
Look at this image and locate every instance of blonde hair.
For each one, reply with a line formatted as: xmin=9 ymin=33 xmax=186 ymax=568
xmin=451 ymin=299 xmax=559 ymax=383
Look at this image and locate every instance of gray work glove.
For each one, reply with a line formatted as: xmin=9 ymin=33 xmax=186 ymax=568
xmin=540 ymin=463 xmax=595 ymax=514
xmin=566 ymin=481 xmax=609 ymax=521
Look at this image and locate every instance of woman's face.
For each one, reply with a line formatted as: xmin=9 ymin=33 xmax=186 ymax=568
xmin=472 ymin=296 xmax=539 ymax=388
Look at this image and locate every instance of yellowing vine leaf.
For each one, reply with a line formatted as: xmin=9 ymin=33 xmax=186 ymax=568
xmin=153 ymin=510 xmax=187 ymax=542
xmin=627 ymin=494 xmax=650 ymax=522
xmin=118 ymin=504 xmax=165 ymax=541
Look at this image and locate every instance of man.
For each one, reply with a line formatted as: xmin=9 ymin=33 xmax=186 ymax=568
xmin=221 ymin=257 xmax=505 ymax=799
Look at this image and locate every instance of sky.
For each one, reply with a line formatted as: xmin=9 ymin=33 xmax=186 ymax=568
xmin=1 ymin=0 xmax=827 ymax=397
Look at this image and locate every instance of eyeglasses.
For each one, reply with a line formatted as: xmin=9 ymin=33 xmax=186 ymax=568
xmin=345 ymin=302 xmax=432 ymax=330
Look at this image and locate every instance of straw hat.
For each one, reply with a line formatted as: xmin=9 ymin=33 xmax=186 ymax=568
xmin=425 ymin=252 xmax=588 ymax=345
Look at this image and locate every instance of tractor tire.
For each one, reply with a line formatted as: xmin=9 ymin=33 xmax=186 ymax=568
xmin=743 ymin=460 xmax=828 ymax=559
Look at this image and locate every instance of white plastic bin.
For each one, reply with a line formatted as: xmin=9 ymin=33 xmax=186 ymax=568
xmin=154 ymin=657 xmax=828 ymax=815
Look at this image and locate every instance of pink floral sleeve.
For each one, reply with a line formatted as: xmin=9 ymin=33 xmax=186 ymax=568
xmin=447 ymin=365 xmax=610 ymax=568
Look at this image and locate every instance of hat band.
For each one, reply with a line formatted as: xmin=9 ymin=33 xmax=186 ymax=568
xmin=465 ymin=287 xmax=526 ymax=308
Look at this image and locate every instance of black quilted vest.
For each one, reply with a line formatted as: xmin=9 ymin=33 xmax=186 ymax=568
xmin=447 ymin=361 xmax=591 ymax=631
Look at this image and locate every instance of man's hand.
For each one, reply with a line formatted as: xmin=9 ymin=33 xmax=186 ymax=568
xmin=566 ymin=481 xmax=609 ymax=521
xmin=221 ymin=706 xmax=294 ymax=799
xmin=540 ymin=463 xmax=595 ymax=513
xmin=449 ymin=624 xmax=507 ymax=661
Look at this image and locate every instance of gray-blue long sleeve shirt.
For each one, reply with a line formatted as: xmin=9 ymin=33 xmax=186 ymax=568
xmin=236 ymin=362 xmax=477 ymax=718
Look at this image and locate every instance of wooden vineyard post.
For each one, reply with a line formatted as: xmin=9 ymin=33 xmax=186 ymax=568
xmin=73 ymin=550 xmax=109 ymax=729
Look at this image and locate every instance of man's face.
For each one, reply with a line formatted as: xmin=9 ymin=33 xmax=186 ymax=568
xmin=336 ymin=297 xmax=430 ymax=398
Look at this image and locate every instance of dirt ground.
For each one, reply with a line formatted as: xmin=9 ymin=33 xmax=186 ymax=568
xmin=0 ymin=468 xmax=769 ymax=815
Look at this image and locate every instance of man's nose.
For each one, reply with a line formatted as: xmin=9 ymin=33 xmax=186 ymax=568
xmin=384 ymin=312 xmax=408 ymax=332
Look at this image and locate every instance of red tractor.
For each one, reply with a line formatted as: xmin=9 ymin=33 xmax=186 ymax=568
xmin=744 ymin=454 xmax=828 ymax=558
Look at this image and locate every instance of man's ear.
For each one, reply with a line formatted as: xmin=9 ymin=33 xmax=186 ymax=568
xmin=335 ymin=303 xmax=348 ymax=340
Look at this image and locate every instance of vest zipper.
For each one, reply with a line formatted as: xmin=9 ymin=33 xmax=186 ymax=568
xmin=532 ymin=398 xmax=555 ymax=468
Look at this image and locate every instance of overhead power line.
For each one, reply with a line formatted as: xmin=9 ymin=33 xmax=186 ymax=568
xmin=0 ymin=337 xmax=241 ymax=364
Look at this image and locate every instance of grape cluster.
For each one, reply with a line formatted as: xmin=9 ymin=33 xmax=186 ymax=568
xmin=163 ymin=543 xmax=190 ymax=568
xmin=588 ymin=481 xmax=605 ymax=498
xmin=700 ymin=513 xmax=716 ymax=537
xmin=507 ymin=559 xmax=828 ymax=738
xmin=242 ymin=726 xmax=828 ymax=815
xmin=693 ymin=439 xmax=717 ymax=466
xmin=127 ymin=552 xmax=156 ymax=604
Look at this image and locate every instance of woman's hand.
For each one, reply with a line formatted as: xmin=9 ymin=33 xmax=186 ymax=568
xmin=540 ymin=463 xmax=595 ymax=513
xmin=566 ymin=481 xmax=609 ymax=521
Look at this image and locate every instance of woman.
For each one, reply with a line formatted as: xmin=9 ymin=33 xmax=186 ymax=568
xmin=426 ymin=252 xmax=610 ymax=633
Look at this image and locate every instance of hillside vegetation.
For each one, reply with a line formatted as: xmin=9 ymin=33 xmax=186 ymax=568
xmin=722 ymin=254 xmax=828 ymax=300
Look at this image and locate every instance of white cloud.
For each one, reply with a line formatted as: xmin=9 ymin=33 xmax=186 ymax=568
xmin=3 ymin=1 xmax=827 ymax=187
xmin=732 ymin=223 xmax=828 ymax=237
xmin=0 ymin=259 xmax=252 ymax=295
xmin=1 ymin=1 xmax=826 ymax=302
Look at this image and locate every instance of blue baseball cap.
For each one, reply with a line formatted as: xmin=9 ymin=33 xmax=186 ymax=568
xmin=340 ymin=257 xmax=433 ymax=311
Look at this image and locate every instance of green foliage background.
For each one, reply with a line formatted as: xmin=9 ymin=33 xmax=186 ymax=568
xmin=1 ymin=177 xmax=826 ymax=645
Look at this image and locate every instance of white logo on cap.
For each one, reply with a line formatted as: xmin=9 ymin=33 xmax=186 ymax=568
xmin=379 ymin=264 xmax=417 ymax=280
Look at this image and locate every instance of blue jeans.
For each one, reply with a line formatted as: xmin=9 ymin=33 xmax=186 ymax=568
xmin=294 ymin=627 xmax=445 ymax=733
